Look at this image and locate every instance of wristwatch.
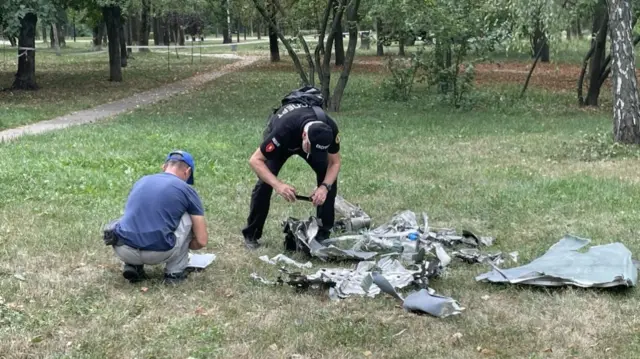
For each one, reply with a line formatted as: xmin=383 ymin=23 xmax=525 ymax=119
xmin=321 ymin=182 xmax=332 ymax=191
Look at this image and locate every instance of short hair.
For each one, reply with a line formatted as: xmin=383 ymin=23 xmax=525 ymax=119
xmin=165 ymin=159 xmax=190 ymax=170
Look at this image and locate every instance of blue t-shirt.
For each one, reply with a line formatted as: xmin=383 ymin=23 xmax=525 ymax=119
xmin=115 ymin=172 xmax=205 ymax=251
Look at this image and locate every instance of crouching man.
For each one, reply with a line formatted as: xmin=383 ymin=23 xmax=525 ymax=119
xmin=105 ymin=150 xmax=208 ymax=284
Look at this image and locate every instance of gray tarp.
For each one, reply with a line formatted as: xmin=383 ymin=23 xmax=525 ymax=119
xmin=476 ymin=235 xmax=638 ymax=288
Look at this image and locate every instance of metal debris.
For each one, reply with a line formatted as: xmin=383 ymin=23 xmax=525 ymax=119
xmin=334 ymin=195 xmax=372 ymax=233
xmin=250 ymin=273 xmax=276 ymax=285
xmin=272 ymin=256 xmax=433 ymax=299
xmin=476 ymin=235 xmax=638 ymax=288
xmin=453 ymin=248 xmax=504 ymax=265
xmin=372 ymin=272 xmax=464 ymax=318
xmin=259 ymin=254 xmax=313 ymax=269
xmin=257 ymin=207 xmax=498 ymax=318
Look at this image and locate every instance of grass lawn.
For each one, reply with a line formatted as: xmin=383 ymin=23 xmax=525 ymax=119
xmin=2 ymin=57 xmax=640 ymax=359
xmin=0 ymin=46 xmax=236 ymax=130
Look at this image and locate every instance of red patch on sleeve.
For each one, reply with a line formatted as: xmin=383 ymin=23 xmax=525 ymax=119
xmin=266 ymin=143 xmax=275 ymax=152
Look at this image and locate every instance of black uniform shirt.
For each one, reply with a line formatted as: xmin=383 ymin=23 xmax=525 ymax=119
xmin=260 ymin=104 xmax=340 ymax=159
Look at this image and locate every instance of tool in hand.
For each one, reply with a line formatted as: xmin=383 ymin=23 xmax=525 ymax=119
xmin=295 ymin=194 xmax=312 ymax=202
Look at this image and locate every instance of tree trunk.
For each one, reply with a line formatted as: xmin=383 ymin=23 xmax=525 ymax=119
xmin=49 ymin=25 xmax=56 ymax=48
xmin=162 ymin=19 xmax=170 ymax=45
xmin=398 ymin=37 xmax=405 ymax=56
xmin=268 ymin=1 xmax=280 ymax=62
xmin=127 ymin=16 xmax=134 ymax=55
xmin=376 ymin=18 xmax=384 ymax=56
xmin=532 ymin=26 xmax=550 ymax=63
xmin=140 ymin=1 xmax=150 ymax=52
xmin=51 ymin=24 xmax=61 ymax=56
xmin=329 ymin=0 xmax=361 ymax=112
xmin=59 ymin=24 xmax=66 ymax=47
xmin=119 ymin=21 xmax=128 ymax=67
xmin=222 ymin=0 xmax=232 ymax=43
xmin=236 ymin=18 xmax=240 ymax=42
xmin=257 ymin=20 xmax=261 ymax=39
xmin=179 ymin=27 xmax=185 ymax=46
xmin=333 ymin=4 xmax=345 ymax=66
xmin=11 ymin=13 xmax=38 ymax=90
xmin=170 ymin=19 xmax=177 ymax=43
xmin=153 ymin=17 xmax=160 ymax=45
xmin=93 ymin=22 xmax=104 ymax=50
xmin=321 ymin=0 xmax=346 ymax=108
xmin=608 ymin=0 xmax=640 ymax=143
xmin=103 ymin=6 xmax=123 ymax=82
xmin=42 ymin=23 xmax=48 ymax=45
xmin=586 ymin=0 xmax=608 ymax=106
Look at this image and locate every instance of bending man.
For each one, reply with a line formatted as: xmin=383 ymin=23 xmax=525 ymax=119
xmin=242 ymin=87 xmax=341 ymax=250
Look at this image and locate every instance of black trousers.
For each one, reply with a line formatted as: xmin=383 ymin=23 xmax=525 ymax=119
xmin=242 ymin=152 xmax=338 ymax=240
xmin=242 ymin=149 xmax=338 ymax=242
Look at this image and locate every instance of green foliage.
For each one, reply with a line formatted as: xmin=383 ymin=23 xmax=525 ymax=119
xmin=381 ymin=52 xmax=423 ymax=101
xmin=0 ymin=0 xmax=59 ymax=35
xmin=378 ymin=0 xmax=500 ymax=107
xmin=557 ymin=131 xmax=640 ymax=162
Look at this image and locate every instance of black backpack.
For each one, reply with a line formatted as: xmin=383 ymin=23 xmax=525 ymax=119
xmin=272 ymin=86 xmax=328 ymax=123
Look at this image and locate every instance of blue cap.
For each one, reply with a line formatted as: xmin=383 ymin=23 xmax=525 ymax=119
xmin=165 ymin=150 xmax=195 ymax=185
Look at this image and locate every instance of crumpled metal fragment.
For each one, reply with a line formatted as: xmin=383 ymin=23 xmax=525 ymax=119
xmin=259 ymin=254 xmax=313 ymax=269
xmin=476 ymin=235 xmax=638 ymax=288
xmin=371 ymin=272 xmax=464 ymax=318
xmin=334 ymin=195 xmax=372 ymax=232
xmin=250 ymin=273 xmax=276 ymax=285
xmin=282 ymin=216 xmax=377 ymax=261
xmin=303 ymin=256 xmax=420 ymax=298
xmin=453 ymin=248 xmax=504 ymax=265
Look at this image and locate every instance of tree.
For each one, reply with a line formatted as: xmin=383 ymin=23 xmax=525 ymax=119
xmin=252 ymin=0 xmax=362 ymax=111
xmin=0 ymin=0 xmax=60 ymax=90
xmin=608 ymin=0 xmax=640 ymax=143
xmin=576 ymin=0 xmax=640 ymax=107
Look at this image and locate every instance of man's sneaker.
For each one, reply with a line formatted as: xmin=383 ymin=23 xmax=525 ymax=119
xmin=122 ymin=264 xmax=148 ymax=283
xmin=163 ymin=271 xmax=188 ymax=285
xmin=244 ymin=237 xmax=261 ymax=250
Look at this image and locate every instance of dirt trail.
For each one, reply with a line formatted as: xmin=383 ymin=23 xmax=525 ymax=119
xmin=0 ymin=55 xmax=261 ymax=143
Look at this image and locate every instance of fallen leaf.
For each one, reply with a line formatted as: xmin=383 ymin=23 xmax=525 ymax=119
xmin=225 ymin=290 xmax=233 ymax=298
xmin=195 ymin=307 xmax=205 ymax=315
xmin=66 ymin=341 xmax=72 ymax=347
xmin=363 ymin=351 xmax=372 ymax=357
xmin=269 ymin=344 xmax=278 ymax=351
xmin=481 ymin=295 xmax=490 ymax=301
xmin=140 ymin=287 xmax=148 ymax=293
xmin=13 ymin=274 xmax=26 ymax=281
xmin=605 ymin=348 xmax=611 ymax=352
xmin=31 ymin=336 xmax=43 ymax=343
xmin=543 ymin=348 xmax=552 ymax=353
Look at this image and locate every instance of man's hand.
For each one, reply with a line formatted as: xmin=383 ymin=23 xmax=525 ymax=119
xmin=311 ymin=185 xmax=328 ymax=206
xmin=276 ymin=183 xmax=297 ymax=202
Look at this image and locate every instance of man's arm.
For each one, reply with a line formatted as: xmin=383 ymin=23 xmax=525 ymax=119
xmin=249 ymin=148 xmax=283 ymax=189
xmin=249 ymin=148 xmax=297 ymax=201
xmin=311 ymin=152 xmax=341 ymax=206
xmin=189 ymin=215 xmax=208 ymax=250
xmin=323 ymin=152 xmax=341 ymax=186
